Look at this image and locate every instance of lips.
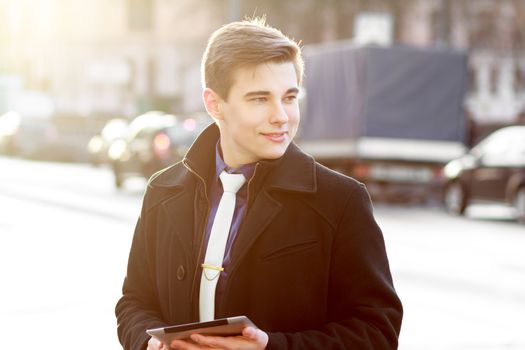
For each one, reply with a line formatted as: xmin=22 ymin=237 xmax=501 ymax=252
xmin=261 ymin=131 xmax=288 ymax=142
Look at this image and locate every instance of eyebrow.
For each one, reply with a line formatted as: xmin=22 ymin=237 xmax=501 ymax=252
xmin=243 ymin=87 xmax=299 ymax=99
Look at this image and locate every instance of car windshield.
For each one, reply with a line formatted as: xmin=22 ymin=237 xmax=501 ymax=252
xmin=126 ymin=114 xmax=178 ymax=140
xmin=471 ymin=126 xmax=525 ymax=166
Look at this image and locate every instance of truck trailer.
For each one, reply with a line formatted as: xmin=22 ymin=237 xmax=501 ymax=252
xmin=298 ymin=42 xmax=469 ymax=202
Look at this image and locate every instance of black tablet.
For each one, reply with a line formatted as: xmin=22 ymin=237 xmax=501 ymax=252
xmin=146 ymin=316 xmax=256 ymax=344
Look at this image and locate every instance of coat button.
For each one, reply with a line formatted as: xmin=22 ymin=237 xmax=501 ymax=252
xmin=176 ymin=265 xmax=186 ymax=280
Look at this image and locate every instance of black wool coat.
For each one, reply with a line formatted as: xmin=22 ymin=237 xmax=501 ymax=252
xmin=115 ymin=124 xmax=403 ymax=350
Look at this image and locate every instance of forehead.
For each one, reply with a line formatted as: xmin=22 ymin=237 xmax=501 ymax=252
xmin=229 ymin=62 xmax=299 ymax=95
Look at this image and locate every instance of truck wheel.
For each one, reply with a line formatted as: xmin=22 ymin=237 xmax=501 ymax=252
xmin=514 ymin=187 xmax=525 ymax=224
xmin=444 ymin=182 xmax=467 ymax=215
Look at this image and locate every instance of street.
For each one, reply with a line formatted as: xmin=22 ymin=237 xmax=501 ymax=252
xmin=1 ymin=156 xmax=524 ymax=350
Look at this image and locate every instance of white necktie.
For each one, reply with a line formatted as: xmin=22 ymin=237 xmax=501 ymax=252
xmin=199 ymin=171 xmax=246 ymax=322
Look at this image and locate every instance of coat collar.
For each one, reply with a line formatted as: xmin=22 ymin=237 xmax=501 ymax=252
xmin=153 ymin=123 xmax=317 ymax=195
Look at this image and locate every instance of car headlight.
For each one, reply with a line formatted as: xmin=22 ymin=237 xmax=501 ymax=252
xmin=443 ymin=159 xmax=462 ymax=179
xmin=88 ymin=136 xmax=104 ymax=153
xmin=108 ymin=139 xmax=128 ymax=160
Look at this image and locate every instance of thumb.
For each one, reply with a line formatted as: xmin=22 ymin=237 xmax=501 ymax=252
xmin=243 ymin=327 xmax=269 ymax=347
xmin=242 ymin=326 xmax=258 ymax=340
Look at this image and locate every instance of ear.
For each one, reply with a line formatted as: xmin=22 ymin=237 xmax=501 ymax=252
xmin=203 ymin=88 xmax=224 ymax=121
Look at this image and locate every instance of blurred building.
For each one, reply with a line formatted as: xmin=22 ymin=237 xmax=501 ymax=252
xmin=0 ymin=0 xmax=227 ymax=119
xmin=398 ymin=0 xmax=525 ymax=136
xmin=0 ymin=0 xmax=524 ymax=127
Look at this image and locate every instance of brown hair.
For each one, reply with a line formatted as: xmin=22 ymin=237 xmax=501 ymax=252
xmin=201 ymin=18 xmax=303 ymax=100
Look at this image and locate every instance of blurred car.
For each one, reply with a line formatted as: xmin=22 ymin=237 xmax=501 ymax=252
xmin=87 ymin=118 xmax=129 ymax=166
xmin=442 ymin=125 xmax=525 ymax=223
xmin=9 ymin=115 xmax=60 ymax=159
xmin=8 ymin=114 xmax=94 ymax=162
xmin=50 ymin=114 xmax=96 ymax=162
xmin=108 ymin=112 xmax=210 ymax=188
xmin=0 ymin=111 xmax=21 ymax=155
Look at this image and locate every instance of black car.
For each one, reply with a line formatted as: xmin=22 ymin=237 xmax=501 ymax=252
xmin=442 ymin=125 xmax=525 ymax=223
xmin=108 ymin=112 xmax=210 ymax=188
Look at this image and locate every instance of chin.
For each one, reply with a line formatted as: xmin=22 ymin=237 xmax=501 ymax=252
xmin=260 ymin=147 xmax=288 ymax=160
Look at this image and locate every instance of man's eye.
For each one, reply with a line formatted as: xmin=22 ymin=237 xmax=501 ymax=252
xmin=284 ymin=95 xmax=297 ymax=103
xmin=251 ymin=97 xmax=267 ymax=103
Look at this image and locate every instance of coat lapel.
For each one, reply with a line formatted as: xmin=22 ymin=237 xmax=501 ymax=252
xmin=228 ymin=190 xmax=282 ymax=274
xmin=227 ymin=143 xmax=318 ymax=275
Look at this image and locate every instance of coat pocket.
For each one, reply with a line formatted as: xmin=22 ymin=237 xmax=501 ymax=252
xmin=260 ymin=239 xmax=318 ymax=261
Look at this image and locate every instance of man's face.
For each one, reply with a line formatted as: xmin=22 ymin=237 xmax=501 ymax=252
xmin=216 ymin=62 xmax=300 ymax=168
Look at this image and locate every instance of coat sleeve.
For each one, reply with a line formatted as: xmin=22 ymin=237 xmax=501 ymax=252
xmin=115 ymin=213 xmax=166 ymax=350
xmin=266 ymin=184 xmax=403 ymax=349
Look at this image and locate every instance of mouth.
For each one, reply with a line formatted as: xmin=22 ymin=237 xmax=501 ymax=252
xmin=260 ymin=131 xmax=288 ymax=142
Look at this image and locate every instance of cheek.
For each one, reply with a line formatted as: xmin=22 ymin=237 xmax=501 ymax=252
xmin=287 ymin=106 xmax=300 ymax=126
xmin=231 ymin=120 xmax=258 ymax=142
xmin=225 ymin=108 xmax=257 ymax=134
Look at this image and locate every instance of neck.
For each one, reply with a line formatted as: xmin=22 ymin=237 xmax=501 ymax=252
xmin=219 ymin=140 xmax=247 ymax=169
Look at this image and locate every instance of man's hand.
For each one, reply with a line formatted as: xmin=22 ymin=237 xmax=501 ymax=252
xmin=169 ymin=326 xmax=268 ymax=350
xmin=147 ymin=336 xmax=164 ymax=350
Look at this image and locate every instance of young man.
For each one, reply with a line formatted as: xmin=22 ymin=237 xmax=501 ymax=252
xmin=116 ymin=19 xmax=402 ymax=350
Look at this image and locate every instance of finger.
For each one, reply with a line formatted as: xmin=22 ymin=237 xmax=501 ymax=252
xmin=190 ymin=333 xmax=226 ymax=348
xmin=189 ymin=333 xmax=213 ymax=345
xmin=242 ymin=326 xmax=258 ymax=340
xmin=170 ymin=338 xmax=202 ymax=350
xmin=242 ymin=327 xmax=269 ymax=347
xmin=148 ymin=337 xmax=164 ymax=350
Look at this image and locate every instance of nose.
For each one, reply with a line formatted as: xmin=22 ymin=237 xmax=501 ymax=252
xmin=270 ymin=101 xmax=289 ymax=125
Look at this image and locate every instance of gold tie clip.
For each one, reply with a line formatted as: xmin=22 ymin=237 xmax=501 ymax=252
xmin=201 ymin=264 xmax=224 ymax=272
